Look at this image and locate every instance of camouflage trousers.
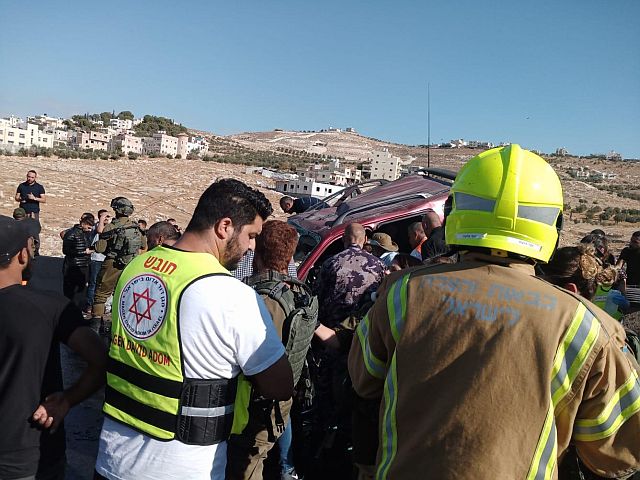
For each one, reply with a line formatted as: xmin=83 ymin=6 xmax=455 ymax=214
xmin=92 ymin=258 xmax=122 ymax=318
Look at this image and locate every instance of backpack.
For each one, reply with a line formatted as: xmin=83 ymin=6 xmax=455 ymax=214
xmin=112 ymin=221 xmax=143 ymax=269
xmin=624 ymin=328 xmax=640 ymax=364
xmin=246 ymin=271 xmax=318 ymax=385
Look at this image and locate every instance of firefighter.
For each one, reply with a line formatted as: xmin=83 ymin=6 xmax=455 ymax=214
xmin=348 ymin=144 xmax=640 ymax=480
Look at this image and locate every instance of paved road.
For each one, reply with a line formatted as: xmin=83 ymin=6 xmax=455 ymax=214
xmin=31 ymin=256 xmax=104 ymax=480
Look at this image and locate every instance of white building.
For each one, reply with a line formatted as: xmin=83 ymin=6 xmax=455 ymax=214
xmin=295 ymin=159 xmax=361 ymax=186
xmin=142 ymin=131 xmax=179 ymax=156
xmin=468 ymin=140 xmax=494 ymax=149
xmin=187 ymin=135 xmax=209 ymax=156
xmin=109 ymin=118 xmax=134 ymax=132
xmin=5 ymin=115 xmax=24 ymax=127
xmin=0 ymin=119 xmax=53 ymax=149
xmin=275 ymin=178 xmax=344 ymax=199
xmin=555 ymin=147 xmax=568 ymax=156
xmin=367 ymin=148 xmax=405 ymax=181
xmin=27 ymin=114 xmax=66 ymax=130
xmin=110 ymin=133 xmax=143 ymax=155
xmin=76 ymin=130 xmax=112 ymax=151
xmin=176 ymin=133 xmax=189 ymax=158
xmin=54 ymin=129 xmax=70 ymax=146
xmin=606 ymin=150 xmax=622 ymax=161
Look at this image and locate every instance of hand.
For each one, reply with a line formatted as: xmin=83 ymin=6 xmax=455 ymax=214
xmin=32 ymin=392 xmax=71 ymax=432
xmin=27 ymin=193 xmax=36 ymax=200
xmin=84 ymin=248 xmax=92 ymax=255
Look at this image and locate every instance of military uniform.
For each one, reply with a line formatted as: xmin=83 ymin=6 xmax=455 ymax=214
xmin=349 ymin=254 xmax=640 ymax=479
xmin=313 ymin=245 xmax=385 ymax=327
xmin=92 ymin=197 xmax=142 ymax=328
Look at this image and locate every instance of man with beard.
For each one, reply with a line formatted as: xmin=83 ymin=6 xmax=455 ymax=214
xmin=618 ymin=231 xmax=640 ymax=313
xmin=0 ymin=215 xmax=107 ymax=480
xmin=96 ymin=179 xmax=294 ymax=480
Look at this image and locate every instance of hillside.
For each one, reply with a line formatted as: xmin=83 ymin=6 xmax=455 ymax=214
xmin=1 ymin=146 xmax=638 ymax=257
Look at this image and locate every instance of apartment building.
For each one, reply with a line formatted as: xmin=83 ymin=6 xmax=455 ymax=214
xmin=110 ymin=133 xmax=143 ymax=155
xmin=0 ymin=119 xmax=53 ymax=148
xmin=187 ymin=135 xmax=209 ymax=156
xmin=77 ymin=130 xmax=112 ymax=151
xmin=142 ymin=131 xmax=178 ymax=156
xmin=367 ymin=148 xmax=404 ymax=181
xmin=295 ymin=159 xmax=361 ymax=186
xmin=109 ymin=118 xmax=134 ymax=131
xmin=27 ymin=114 xmax=65 ymax=130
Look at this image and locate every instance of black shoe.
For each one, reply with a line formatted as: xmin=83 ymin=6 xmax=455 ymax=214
xmin=98 ymin=321 xmax=112 ymax=336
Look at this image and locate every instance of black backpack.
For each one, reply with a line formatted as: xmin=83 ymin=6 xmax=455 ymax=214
xmin=245 ymin=271 xmax=319 ymax=386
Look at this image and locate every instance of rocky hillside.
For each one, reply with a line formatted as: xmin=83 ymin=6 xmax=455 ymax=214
xmin=1 ymin=129 xmax=637 ymax=257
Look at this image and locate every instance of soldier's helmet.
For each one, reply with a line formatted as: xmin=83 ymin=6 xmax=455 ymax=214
xmin=110 ymin=197 xmax=134 ymax=216
xmin=445 ymin=144 xmax=563 ymax=263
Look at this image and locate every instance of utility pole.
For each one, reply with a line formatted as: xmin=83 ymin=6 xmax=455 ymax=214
xmin=427 ymin=82 xmax=431 ymax=169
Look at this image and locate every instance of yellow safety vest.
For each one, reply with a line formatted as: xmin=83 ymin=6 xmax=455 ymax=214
xmin=593 ymin=285 xmax=623 ymax=320
xmin=103 ymin=246 xmax=251 ymax=444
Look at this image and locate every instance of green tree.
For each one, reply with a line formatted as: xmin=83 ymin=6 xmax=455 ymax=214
xmin=118 ymin=111 xmax=134 ymax=120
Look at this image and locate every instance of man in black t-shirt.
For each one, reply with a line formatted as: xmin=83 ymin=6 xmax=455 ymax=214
xmin=15 ymin=170 xmax=46 ymax=220
xmin=0 ymin=215 xmax=107 ymax=480
xmin=618 ymin=231 xmax=640 ymax=285
xmin=421 ymin=209 xmax=448 ymax=261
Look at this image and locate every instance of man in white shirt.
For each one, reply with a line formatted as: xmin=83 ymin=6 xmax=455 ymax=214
xmin=95 ymin=179 xmax=293 ymax=480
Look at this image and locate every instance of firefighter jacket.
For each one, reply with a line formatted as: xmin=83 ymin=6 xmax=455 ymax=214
xmin=104 ymin=246 xmax=250 ymax=445
xmin=348 ymin=253 xmax=640 ymax=480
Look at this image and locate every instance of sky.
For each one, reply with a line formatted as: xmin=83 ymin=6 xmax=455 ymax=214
xmin=1 ymin=0 xmax=639 ymax=158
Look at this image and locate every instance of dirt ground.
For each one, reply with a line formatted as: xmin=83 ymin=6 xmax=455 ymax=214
xmin=1 ymin=155 xmax=637 ymax=258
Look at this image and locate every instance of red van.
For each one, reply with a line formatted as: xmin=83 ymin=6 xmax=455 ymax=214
xmin=289 ymin=172 xmax=454 ymax=282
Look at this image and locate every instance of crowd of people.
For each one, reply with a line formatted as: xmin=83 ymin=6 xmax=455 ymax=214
xmin=1 ymin=145 xmax=639 ymax=480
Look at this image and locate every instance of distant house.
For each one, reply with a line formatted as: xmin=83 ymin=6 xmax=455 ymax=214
xmin=367 ymin=148 xmax=410 ymax=181
xmin=77 ymin=130 xmax=111 ymax=151
xmin=555 ymin=147 xmax=568 ymax=156
xmin=606 ymin=150 xmax=622 ymax=161
xmin=142 ymin=131 xmax=179 ymax=156
xmin=295 ymin=159 xmax=361 ymax=186
xmin=110 ymin=133 xmax=143 ymax=155
xmin=0 ymin=119 xmax=54 ymax=149
xmin=275 ymin=178 xmax=344 ymax=199
xmin=109 ymin=118 xmax=134 ymax=132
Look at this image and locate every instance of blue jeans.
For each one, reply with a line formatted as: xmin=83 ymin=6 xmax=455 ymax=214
xmin=86 ymin=260 xmax=103 ymax=308
xmin=278 ymin=418 xmax=295 ymax=474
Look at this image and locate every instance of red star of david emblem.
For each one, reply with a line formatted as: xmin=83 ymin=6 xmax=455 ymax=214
xmin=129 ymin=287 xmax=157 ymax=325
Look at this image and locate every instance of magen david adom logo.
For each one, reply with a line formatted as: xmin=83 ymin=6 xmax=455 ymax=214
xmin=119 ymin=274 xmax=168 ymax=340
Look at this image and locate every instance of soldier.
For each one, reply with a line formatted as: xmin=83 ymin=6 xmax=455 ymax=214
xmin=90 ymin=197 xmax=142 ymax=334
xmin=349 ymin=144 xmax=640 ymax=479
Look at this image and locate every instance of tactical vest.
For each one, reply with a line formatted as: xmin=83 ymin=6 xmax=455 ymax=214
xmin=593 ymin=285 xmax=623 ymax=320
xmin=103 ymin=246 xmax=251 ymax=444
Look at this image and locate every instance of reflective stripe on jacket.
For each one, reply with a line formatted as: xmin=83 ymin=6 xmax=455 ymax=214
xmin=349 ymin=253 xmax=640 ymax=480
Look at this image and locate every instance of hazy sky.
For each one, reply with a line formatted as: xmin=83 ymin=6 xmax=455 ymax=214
xmin=1 ymin=0 xmax=639 ymax=158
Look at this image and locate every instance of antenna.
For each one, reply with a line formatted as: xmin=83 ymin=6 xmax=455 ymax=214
xmin=427 ymin=82 xmax=431 ymax=169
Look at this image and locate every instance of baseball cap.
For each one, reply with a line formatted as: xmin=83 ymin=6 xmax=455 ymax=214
xmin=12 ymin=208 xmax=27 ymax=220
xmin=367 ymin=232 xmax=399 ymax=252
xmin=0 ymin=215 xmax=40 ymax=266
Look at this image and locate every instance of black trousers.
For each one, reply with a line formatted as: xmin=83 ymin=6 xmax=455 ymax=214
xmin=62 ymin=263 xmax=89 ymax=308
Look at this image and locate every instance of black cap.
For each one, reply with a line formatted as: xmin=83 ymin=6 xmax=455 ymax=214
xmin=0 ymin=215 xmax=40 ymax=266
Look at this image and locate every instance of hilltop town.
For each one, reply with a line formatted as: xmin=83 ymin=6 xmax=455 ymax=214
xmin=1 ymin=112 xmax=638 ymax=257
